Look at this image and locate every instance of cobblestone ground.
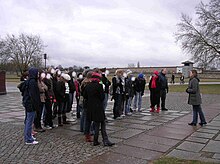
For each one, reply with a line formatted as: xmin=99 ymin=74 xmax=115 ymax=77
xmin=0 ymin=91 xmax=220 ymax=163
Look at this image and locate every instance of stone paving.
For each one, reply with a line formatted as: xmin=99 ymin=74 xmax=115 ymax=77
xmin=0 ymin=90 xmax=220 ymax=163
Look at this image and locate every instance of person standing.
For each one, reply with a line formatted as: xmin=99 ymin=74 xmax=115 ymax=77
xmin=186 ymin=70 xmax=207 ymax=126
xmin=83 ymin=72 xmax=115 ymax=146
xmin=112 ymin=69 xmax=124 ymax=119
xmin=159 ymin=68 xmax=169 ymax=111
xmin=133 ymin=73 xmax=146 ymax=112
xmin=149 ymin=71 xmax=161 ymax=113
xmin=23 ymin=67 xmax=41 ymax=144
xmin=171 ymin=72 xmax=175 ymax=84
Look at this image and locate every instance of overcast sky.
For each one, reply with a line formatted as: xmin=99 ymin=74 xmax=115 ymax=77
xmin=0 ymin=0 xmax=209 ymax=68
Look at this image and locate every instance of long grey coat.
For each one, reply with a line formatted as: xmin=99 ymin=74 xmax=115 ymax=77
xmin=187 ymin=77 xmax=202 ymax=105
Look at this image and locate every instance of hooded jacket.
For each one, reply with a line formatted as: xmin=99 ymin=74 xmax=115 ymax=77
xmin=23 ymin=67 xmax=41 ymax=112
xmin=159 ymin=72 xmax=168 ymax=91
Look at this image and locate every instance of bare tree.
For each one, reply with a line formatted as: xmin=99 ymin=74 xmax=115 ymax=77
xmin=0 ymin=33 xmax=45 ymax=75
xmin=175 ymin=0 xmax=220 ymax=70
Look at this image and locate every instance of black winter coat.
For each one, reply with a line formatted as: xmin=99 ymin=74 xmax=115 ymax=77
xmin=23 ymin=68 xmax=41 ymax=112
xmin=56 ymin=81 xmax=65 ymax=102
xmin=83 ymin=81 xmax=105 ymax=122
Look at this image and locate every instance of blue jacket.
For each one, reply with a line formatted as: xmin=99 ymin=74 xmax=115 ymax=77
xmin=23 ymin=67 xmax=41 ymax=112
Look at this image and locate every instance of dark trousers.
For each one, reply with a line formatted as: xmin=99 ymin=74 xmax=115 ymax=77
xmin=160 ymin=89 xmax=167 ymax=109
xmin=44 ymin=99 xmax=53 ymax=127
xmin=34 ymin=103 xmax=43 ymax=129
xmin=52 ymin=101 xmax=58 ymax=117
xmin=113 ymin=94 xmax=122 ymax=119
xmin=150 ymin=90 xmax=160 ymax=108
xmin=192 ymin=105 xmax=206 ymax=124
xmin=93 ymin=121 xmax=108 ymax=143
xmin=76 ymin=96 xmax=81 ymax=118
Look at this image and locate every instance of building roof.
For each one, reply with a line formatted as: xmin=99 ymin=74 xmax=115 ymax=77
xmin=181 ymin=60 xmax=194 ymax=64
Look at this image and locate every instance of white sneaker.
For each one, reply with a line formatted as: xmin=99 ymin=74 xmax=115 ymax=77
xmin=25 ymin=141 xmax=39 ymax=145
xmin=44 ymin=126 xmax=52 ymax=130
xmin=32 ymin=136 xmax=36 ymax=140
xmin=121 ymin=114 xmax=126 ymax=117
xmin=52 ymin=125 xmax=58 ymax=128
xmin=126 ymin=112 xmax=132 ymax=116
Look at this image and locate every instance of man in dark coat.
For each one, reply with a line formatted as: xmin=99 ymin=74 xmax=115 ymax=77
xmin=83 ymin=72 xmax=114 ymax=146
xmin=23 ymin=67 xmax=41 ymax=144
xmin=159 ymin=68 xmax=169 ymax=111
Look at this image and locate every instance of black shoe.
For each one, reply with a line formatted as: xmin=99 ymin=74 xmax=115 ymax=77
xmin=188 ymin=123 xmax=196 ymax=126
xmin=35 ymin=128 xmax=46 ymax=132
xmin=93 ymin=142 xmax=100 ymax=146
xmin=161 ymin=108 xmax=168 ymax=111
xmin=199 ymin=122 xmax=207 ymax=126
xmin=63 ymin=122 xmax=70 ymax=125
xmin=103 ymin=141 xmax=115 ymax=147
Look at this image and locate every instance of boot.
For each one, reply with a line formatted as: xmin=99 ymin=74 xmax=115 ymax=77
xmin=63 ymin=116 xmax=70 ymax=124
xmin=85 ymin=134 xmax=93 ymax=142
xmin=58 ymin=117 xmax=63 ymax=126
xmin=156 ymin=107 xmax=160 ymax=113
xmin=103 ymin=140 xmax=115 ymax=147
xmin=150 ymin=107 xmax=155 ymax=112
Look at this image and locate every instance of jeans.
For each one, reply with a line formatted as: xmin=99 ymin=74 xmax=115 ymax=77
xmin=80 ymin=106 xmax=86 ymax=132
xmin=192 ymin=105 xmax=206 ymax=124
xmin=103 ymin=93 xmax=109 ymax=111
xmin=125 ymin=97 xmax=133 ymax=114
xmin=160 ymin=89 xmax=167 ymax=109
xmin=133 ymin=92 xmax=142 ymax=111
xmin=67 ymin=92 xmax=74 ymax=113
xmin=24 ymin=111 xmax=35 ymax=143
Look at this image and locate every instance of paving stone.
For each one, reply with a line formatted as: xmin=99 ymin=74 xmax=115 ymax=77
xmin=134 ymin=134 xmax=180 ymax=146
xmin=121 ymin=119 xmax=147 ymax=124
xmin=110 ymin=129 xmax=143 ymax=139
xmin=112 ymin=144 xmax=162 ymax=160
xmin=207 ymin=121 xmax=220 ymax=127
xmin=203 ymin=140 xmax=220 ymax=153
xmin=186 ymin=136 xmax=209 ymax=144
xmin=176 ymin=141 xmax=205 ymax=152
xmin=136 ymin=116 xmax=156 ymax=121
xmin=197 ymin=128 xmax=219 ymax=134
xmin=202 ymin=125 xmax=220 ymax=130
xmin=124 ymin=139 xmax=171 ymax=153
xmin=127 ymin=124 xmax=155 ymax=130
xmin=213 ymin=153 xmax=220 ymax=160
xmin=191 ymin=132 xmax=216 ymax=139
xmin=107 ymin=121 xmax=131 ymax=127
xmin=214 ymin=134 xmax=220 ymax=141
xmin=167 ymin=149 xmax=201 ymax=160
xmin=106 ymin=125 xmax=124 ymax=132
xmin=82 ymin=151 xmax=147 ymax=164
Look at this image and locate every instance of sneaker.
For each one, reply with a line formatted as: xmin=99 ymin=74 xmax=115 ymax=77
xmin=126 ymin=112 xmax=132 ymax=116
xmin=52 ymin=125 xmax=58 ymax=128
xmin=121 ymin=114 xmax=126 ymax=117
xmin=44 ymin=126 xmax=52 ymax=130
xmin=32 ymin=136 xmax=36 ymax=140
xmin=161 ymin=108 xmax=168 ymax=111
xmin=25 ymin=141 xmax=39 ymax=145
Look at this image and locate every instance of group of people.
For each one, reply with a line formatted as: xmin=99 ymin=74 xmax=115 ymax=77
xmin=19 ymin=66 xmax=206 ymax=146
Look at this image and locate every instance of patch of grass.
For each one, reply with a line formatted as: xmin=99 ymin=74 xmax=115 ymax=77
xmin=169 ymin=84 xmax=220 ymax=95
xmin=152 ymin=157 xmax=213 ymax=164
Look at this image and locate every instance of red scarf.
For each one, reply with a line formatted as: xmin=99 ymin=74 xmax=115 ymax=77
xmin=151 ymin=75 xmax=158 ymax=88
xmin=90 ymin=78 xmax=100 ymax=83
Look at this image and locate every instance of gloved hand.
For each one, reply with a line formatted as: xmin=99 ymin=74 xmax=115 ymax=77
xmin=166 ymin=88 xmax=169 ymax=93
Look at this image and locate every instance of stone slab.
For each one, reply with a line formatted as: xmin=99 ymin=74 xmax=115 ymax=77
xmin=127 ymin=124 xmax=155 ymax=130
xmin=167 ymin=149 xmax=201 ymax=160
xmin=124 ymin=139 xmax=171 ymax=153
xmin=197 ymin=128 xmax=219 ymax=134
xmin=176 ymin=141 xmax=205 ymax=152
xmin=191 ymin=132 xmax=216 ymax=139
xmin=214 ymin=134 xmax=220 ymax=141
xmin=110 ymin=129 xmax=143 ymax=139
xmin=203 ymin=140 xmax=220 ymax=153
xmin=112 ymin=144 xmax=162 ymax=160
xmin=186 ymin=136 xmax=209 ymax=144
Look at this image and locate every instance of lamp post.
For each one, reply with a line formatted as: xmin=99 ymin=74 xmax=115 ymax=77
xmin=44 ymin=53 xmax=47 ymax=70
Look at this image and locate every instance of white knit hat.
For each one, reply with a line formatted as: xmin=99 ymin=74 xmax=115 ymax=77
xmin=61 ymin=73 xmax=71 ymax=81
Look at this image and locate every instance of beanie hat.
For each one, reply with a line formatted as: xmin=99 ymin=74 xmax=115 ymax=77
xmin=61 ymin=73 xmax=71 ymax=81
xmin=138 ymin=73 xmax=144 ymax=78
